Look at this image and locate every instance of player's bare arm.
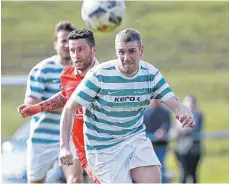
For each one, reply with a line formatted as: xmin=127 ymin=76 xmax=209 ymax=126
xmin=163 ymin=96 xmax=195 ymax=128
xmin=40 ymin=91 xmax=67 ymax=111
xmin=24 ymin=96 xmax=43 ymax=105
xmin=18 ymin=92 xmax=67 ymax=118
xmin=59 ymin=99 xmax=81 ymax=166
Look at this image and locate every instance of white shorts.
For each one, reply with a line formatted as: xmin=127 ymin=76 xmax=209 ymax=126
xmin=87 ymin=133 xmax=161 ymax=183
xmin=27 ymin=139 xmax=78 ymax=181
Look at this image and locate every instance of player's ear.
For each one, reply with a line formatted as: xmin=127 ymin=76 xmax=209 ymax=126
xmin=92 ymin=46 xmax=96 ymax=55
xmin=139 ymin=46 xmax=143 ymax=57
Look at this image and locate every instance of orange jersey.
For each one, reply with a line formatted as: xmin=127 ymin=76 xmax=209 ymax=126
xmin=60 ymin=66 xmax=100 ymax=184
xmin=60 ymin=67 xmax=85 ymax=154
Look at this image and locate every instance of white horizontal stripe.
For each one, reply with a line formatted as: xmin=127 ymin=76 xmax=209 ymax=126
xmin=153 ymin=72 xmax=164 ymax=87
xmin=43 ymin=112 xmax=62 ymax=119
xmin=72 ymin=95 xmax=91 ymax=108
xmin=37 ymin=123 xmax=60 ymax=130
xmin=44 ymin=73 xmax=62 ymax=79
xmin=161 ymin=92 xmax=175 ymax=102
xmin=25 ymin=90 xmax=43 ymax=99
xmin=82 ymin=85 xmax=98 ymax=99
xmin=26 ymin=80 xmax=45 ymax=89
xmin=91 ymin=107 xmax=141 ymax=123
xmin=85 ymin=115 xmax=143 ymax=132
xmin=32 ymin=133 xmax=59 ymax=140
xmin=42 ymin=91 xmax=61 ymax=99
xmin=85 ymin=122 xmax=144 ymax=146
xmin=28 ymin=80 xmax=46 ymax=87
xmin=44 ymin=83 xmax=61 ymax=89
xmin=44 ymin=63 xmax=63 ymax=69
xmin=99 ymin=81 xmax=152 ymax=90
xmin=91 ymin=103 xmax=145 ymax=112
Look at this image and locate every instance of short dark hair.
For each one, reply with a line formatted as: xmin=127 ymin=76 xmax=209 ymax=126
xmin=68 ymin=29 xmax=95 ymax=47
xmin=54 ymin=21 xmax=76 ymax=41
xmin=115 ymin=28 xmax=142 ymax=48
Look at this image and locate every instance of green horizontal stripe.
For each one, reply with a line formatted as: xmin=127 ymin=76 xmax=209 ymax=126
xmin=84 ymin=79 xmax=100 ymax=93
xmin=85 ymin=121 xmax=144 ymax=136
xmin=155 ymin=88 xmax=172 ymax=99
xmin=96 ymin=74 xmax=156 ymax=83
xmin=86 ymin=109 xmax=144 ymax=128
xmin=91 ymin=105 xmax=143 ymax=118
xmin=77 ymin=91 xmax=94 ymax=103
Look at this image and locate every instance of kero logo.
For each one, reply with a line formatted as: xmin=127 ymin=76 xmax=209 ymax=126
xmin=114 ymin=96 xmax=141 ymax=102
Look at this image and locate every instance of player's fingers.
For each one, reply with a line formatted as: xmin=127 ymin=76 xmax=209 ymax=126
xmin=182 ymin=116 xmax=191 ymax=128
xmin=60 ymin=156 xmax=64 ymax=165
xmin=60 ymin=154 xmax=72 ymax=166
xmin=175 ymin=114 xmax=181 ymax=120
xmin=22 ymin=111 xmax=30 ymax=118
xmin=185 ymin=119 xmax=195 ymax=127
xmin=17 ymin=104 xmax=27 ymax=113
xmin=61 ymin=156 xmax=68 ymax=165
xmin=176 ymin=114 xmax=186 ymax=123
xmin=21 ymin=106 xmax=30 ymax=114
xmin=66 ymin=154 xmax=73 ymax=166
xmin=191 ymin=121 xmax=196 ymax=127
xmin=180 ymin=115 xmax=188 ymax=122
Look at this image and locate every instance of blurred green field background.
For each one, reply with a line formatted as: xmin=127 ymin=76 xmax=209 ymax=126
xmin=2 ymin=1 xmax=229 ymax=182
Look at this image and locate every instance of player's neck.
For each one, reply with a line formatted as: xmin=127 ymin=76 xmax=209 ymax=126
xmin=75 ymin=59 xmax=95 ymax=77
xmin=118 ymin=65 xmax=139 ymax=77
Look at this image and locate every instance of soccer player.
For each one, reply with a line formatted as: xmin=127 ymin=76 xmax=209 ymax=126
xmin=17 ymin=22 xmax=85 ymax=184
xmin=18 ymin=29 xmax=100 ymax=183
xmin=58 ymin=28 xmax=195 ymax=183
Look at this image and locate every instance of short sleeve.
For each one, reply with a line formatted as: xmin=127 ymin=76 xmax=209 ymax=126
xmin=151 ymin=71 xmax=175 ymax=102
xmin=25 ymin=65 xmax=46 ymax=100
xmin=69 ymin=69 xmax=101 ymax=107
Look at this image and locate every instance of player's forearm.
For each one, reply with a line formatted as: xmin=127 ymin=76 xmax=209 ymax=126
xmin=60 ymin=107 xmax=75 ymax=149
xmin=60 ymin=100 xmax=82 ymax=149
xmin=164 ymin=96 xmax=193 ymax=118
xmin=38 ymin=92 xmax=67 ymax=112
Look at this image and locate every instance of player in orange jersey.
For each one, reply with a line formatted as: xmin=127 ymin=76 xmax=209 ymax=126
xmin=18 ymin=29 xmax=100 ymax=183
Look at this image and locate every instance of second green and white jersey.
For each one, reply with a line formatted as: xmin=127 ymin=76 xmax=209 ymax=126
xmin=71 ymin=59 xmax=175 ymax=152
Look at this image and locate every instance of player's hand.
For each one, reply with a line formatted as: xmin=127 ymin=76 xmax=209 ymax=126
xmin=176 ymin=114 xmax=195 ymax=128
xmin=59 ymin=147 xmax=73 ymax=166
xmin=17 ymin=104 xmax=41 ymax=118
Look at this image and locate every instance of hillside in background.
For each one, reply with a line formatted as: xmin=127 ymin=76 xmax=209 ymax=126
xmin=2 ymin=1 xmax=229 ymax=74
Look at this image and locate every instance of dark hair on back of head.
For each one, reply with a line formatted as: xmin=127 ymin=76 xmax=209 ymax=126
xmin=68 ymin=29 xmax=95 ymax=47
xmin=54 ymin=21 xmax=76 ymax=41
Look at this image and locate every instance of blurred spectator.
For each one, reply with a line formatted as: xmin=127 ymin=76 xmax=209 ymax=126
xmin=143 ymin=99 xmax=172 ymax=183
xmin=174 ymin=94 xmax=204 ymax=183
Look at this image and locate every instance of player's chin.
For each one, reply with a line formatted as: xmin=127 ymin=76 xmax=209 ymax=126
xmin=62 ymin=54 xmax=71 ymax=60
xmin=75 ymin=65 xmax=87 ymax=71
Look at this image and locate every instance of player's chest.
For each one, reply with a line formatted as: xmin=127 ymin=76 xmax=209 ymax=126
xmin=63 ymin=78 xmax=82 ymax=99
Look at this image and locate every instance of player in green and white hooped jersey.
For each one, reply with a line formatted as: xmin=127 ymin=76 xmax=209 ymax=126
xmin=59 ymin=28 xmax=195 ymax=183
xmin=21 ymin=22 xmax=84 ymax=184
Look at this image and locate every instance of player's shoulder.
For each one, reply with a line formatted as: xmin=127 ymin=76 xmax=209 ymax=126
xmin=37 ymin=55 xmax=58 ymax=67
xmin=61 ymin=66 xmax=74 ymax=76
xmin=139 ymin=60 xmax=159 ymax=75
xmin=30 ymin=55 xmax=59 ymax=72
xmin=92 ymin=59 xmax=117 ymax=74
